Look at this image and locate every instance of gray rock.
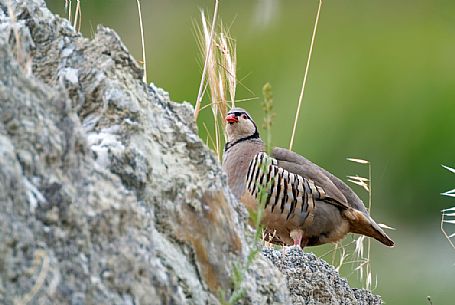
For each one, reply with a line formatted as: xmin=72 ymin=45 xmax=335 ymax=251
xmin=0 ymin=0 xmax=383 ymax=304
xmin=263 ymin=247 xmax=382 ymax=305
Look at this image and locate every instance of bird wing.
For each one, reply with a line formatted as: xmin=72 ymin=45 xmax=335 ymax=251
xmin=245 ymin=152 xmax=349 ymax=226
xmin=271 ymin=147 xmax=356 ymax=208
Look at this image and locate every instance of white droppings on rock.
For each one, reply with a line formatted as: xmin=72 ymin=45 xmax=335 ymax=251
xmin=123 ymin=118 xmax=139 ymax=126
xmin=61 ymin=47 xmax=74 ymax=57
xmin=87 ymin=128 xmax=125 ymax=168
xmin=59 ymin=67 xmax=79 ymax=85
xmin=23 ymin=177 xmax=46 ymax=213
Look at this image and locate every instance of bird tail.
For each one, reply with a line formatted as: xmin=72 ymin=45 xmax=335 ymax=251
xmin=346 ymin=209 xmax=395 ymax=247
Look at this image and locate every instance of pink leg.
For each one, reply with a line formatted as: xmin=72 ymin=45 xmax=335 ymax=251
xmin=290 ymin=229 xmax=304 ymax=248
xmin=293 ymin=236 xmax=302 ymax=246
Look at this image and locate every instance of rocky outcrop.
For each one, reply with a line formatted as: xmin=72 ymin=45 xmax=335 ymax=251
xmin=263 ymin=248 xmax=381 ymax=305
xmin=0 ymin=1 xmax=381 ymax=304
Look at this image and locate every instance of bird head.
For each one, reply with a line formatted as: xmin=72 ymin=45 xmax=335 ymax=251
xmin=225 ymin=108 xmax=259 ymax=143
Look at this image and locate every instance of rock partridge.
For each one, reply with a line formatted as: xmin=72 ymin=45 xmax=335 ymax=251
xmin=222 ymin=108 xmax=394 ymax=248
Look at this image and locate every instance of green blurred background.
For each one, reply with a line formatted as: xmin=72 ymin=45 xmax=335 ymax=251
xmin=46 ymin=0 xmax=455 ymax=303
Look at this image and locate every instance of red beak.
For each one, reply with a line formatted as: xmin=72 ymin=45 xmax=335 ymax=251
xmin=225 ymin=114 xmax=238 ymax=123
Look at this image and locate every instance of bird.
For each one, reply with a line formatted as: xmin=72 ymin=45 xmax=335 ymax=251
xmin=222 ymin=107 xmax=394 ymax=248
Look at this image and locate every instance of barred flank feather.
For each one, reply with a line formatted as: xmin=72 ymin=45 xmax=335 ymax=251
xmin=246 ymin=152 xmax=327 ymax=222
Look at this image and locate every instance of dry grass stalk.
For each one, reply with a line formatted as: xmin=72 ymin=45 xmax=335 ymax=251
xmin=334 ymin=243 xmax=347 ymax=272
xmin=441 ymin=165 xmax=455 ymax=251
xmin=347 ymin=175 xmax=370 ymax=192
xmin=318 ymin=159 xmax=372 ymax=287
xmin=136 ymin=0 xmax=147 ymax=83
xmin=320 ymin=159 xmax=374 ymax=287
xmin=262 ymin=228 xmax=278 ymax=248
xmin=320 ymin=236 xmax=377 ymax=285
xmin=327 ymin=158 xmax=396 ymax=289
xmin=65 ymin=0 xmax=72 ymax=23
xmin=73 ymin=0 xmax=82 ymax=32
xmin=65 ymin=0 xmax=82 ymax=32
xmin=262 ymin=83 xmax=274 ymax=154
xmin=196 ymin=9 xmax=237 ymax=160
xmin=377 ymin=223 xmax=396 ymax=230
xmin=344 ymin=157 xmax=394 ymax=290
xmin=194 ymin=0 xmax=220 ymax=121
xmin=201 ymin=11 xmax=222 ymax=158
xmin=218 ymin=29 xmax=237 ymax=108
xmin=289 ymin=0 xmax=323 ymax=151
xmin=198 ymin=97 xmax=258 ymax=112
xmin=346 ymin=157 xmax=373 ymax=290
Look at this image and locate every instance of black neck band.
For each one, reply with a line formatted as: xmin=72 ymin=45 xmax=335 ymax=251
xmin=224 ymin=130 xmax=260 ymax=152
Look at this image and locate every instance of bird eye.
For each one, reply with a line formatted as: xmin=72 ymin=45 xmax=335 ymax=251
xmin=242 ymin=114 xmax=248 ymax=119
